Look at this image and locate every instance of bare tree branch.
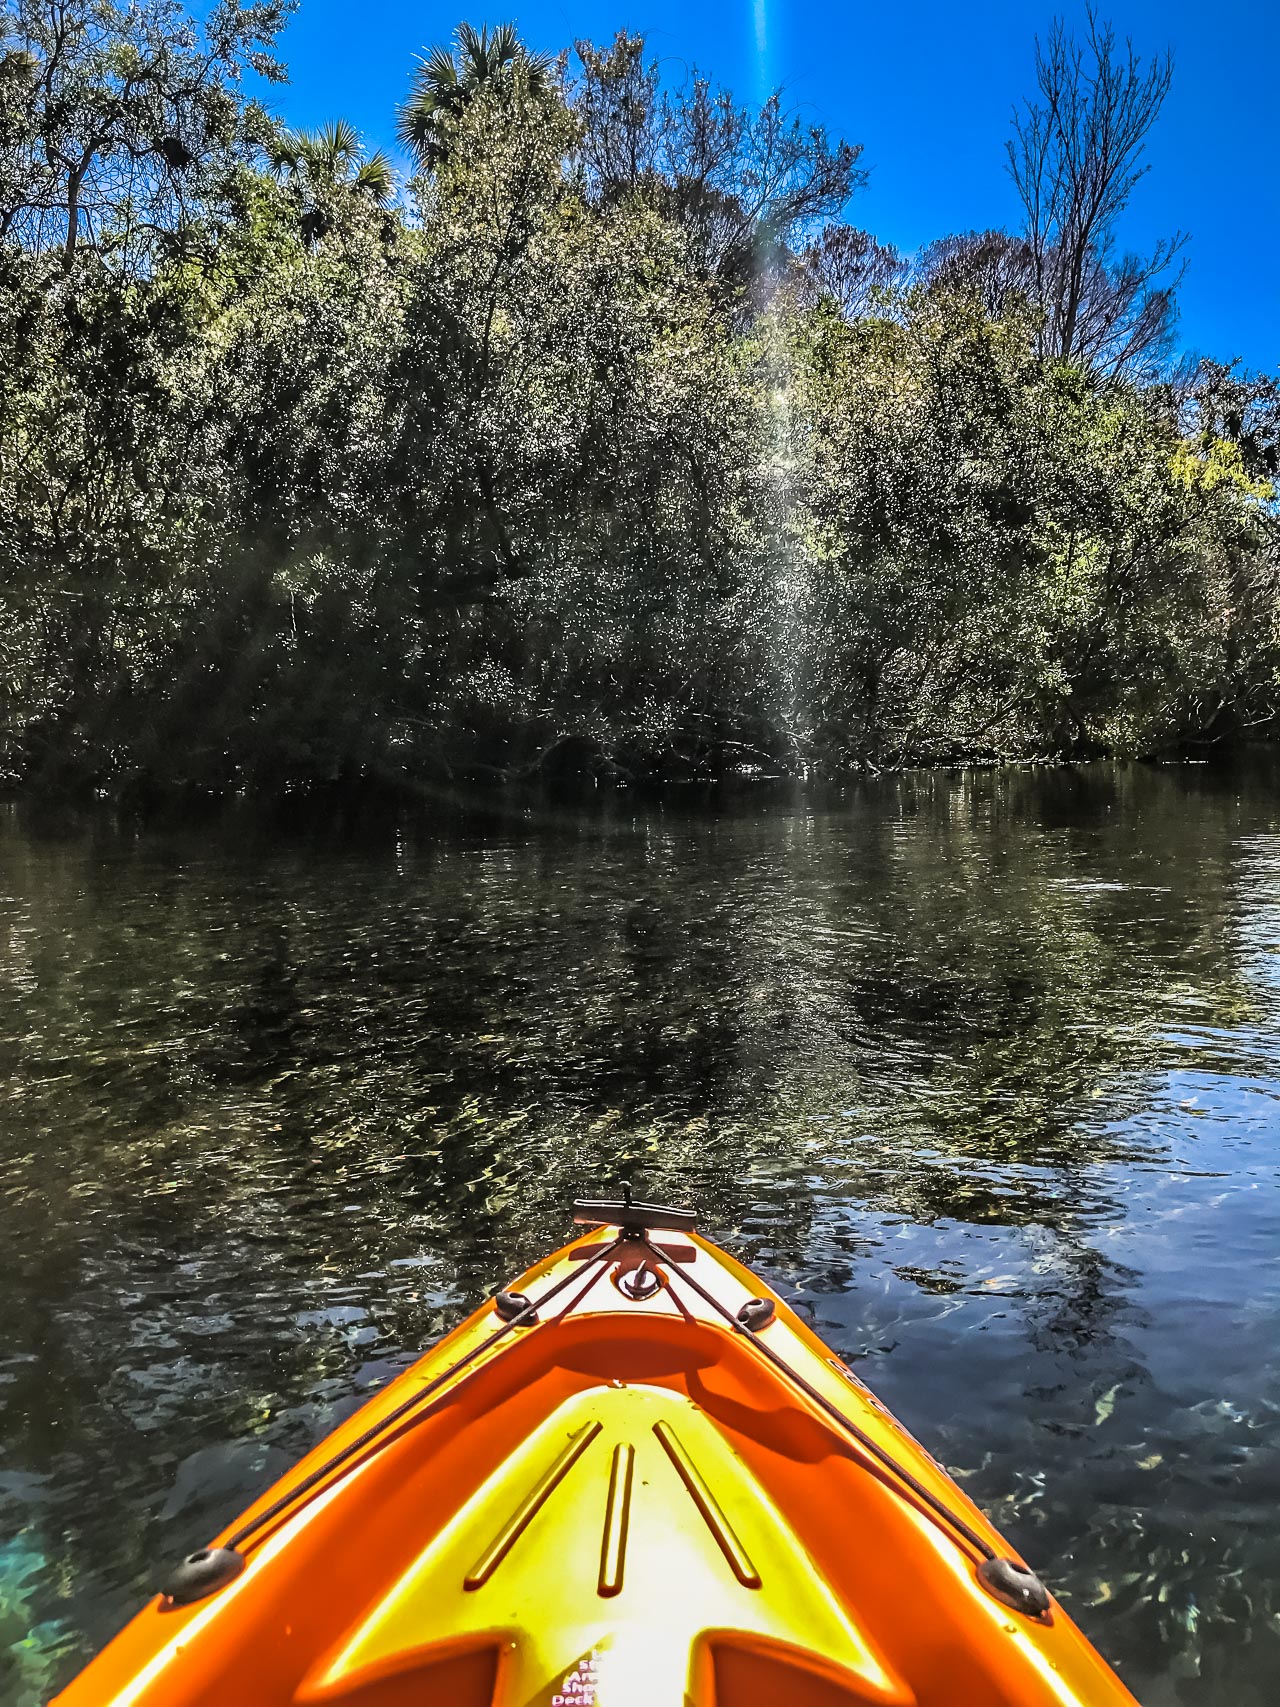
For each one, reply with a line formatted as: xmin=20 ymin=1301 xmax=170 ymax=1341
xmin=1006 ymin=7 xmax=1183 ymax=378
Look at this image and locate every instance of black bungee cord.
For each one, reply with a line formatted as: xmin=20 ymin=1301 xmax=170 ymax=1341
xmin=162 ymin=1236 xmax=622 ymax=1605
xmin=164 ymin=1218 xmax=1048 ymax=1622
xmin=639 ymin=1229 xmax=1054 ymax=1619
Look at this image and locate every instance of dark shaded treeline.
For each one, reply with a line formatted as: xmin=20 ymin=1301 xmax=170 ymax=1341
xmin=1 ymin=3 xmax=1277 ymax=798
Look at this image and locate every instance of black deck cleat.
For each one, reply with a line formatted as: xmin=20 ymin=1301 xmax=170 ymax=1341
xmin=736 ymin=1297 xmax=777 ymax=1332
xmin=494 ymin=1290 xmax=537 ymax=1324
xmin=977 ymin=1556 xmax=1052 ymax=1620
xmin=162 ymin=1546 xmax=245 ymax=1606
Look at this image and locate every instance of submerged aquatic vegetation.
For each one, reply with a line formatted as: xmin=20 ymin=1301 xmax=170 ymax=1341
xmin=0 ymin=1538 xmax=78 ymax=1706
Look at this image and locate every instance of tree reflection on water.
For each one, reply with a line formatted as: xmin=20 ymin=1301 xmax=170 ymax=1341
xmin=1 ymin=759 xmax=1279 ymax=1702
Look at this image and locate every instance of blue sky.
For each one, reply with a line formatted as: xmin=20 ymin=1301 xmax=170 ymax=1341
xmin=263 ymin=0 xmax=1278 ymax=374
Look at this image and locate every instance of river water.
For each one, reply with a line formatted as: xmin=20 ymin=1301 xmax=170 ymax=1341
xmin=2 ymin=762 xmax=1279 ymax=1704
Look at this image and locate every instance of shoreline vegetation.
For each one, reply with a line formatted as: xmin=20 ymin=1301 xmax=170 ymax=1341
xmin=1 ymin=5 xmax=1278 ymax=802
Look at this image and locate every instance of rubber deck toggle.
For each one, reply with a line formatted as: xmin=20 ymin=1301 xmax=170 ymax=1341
xmin=494 ymin=1290 xmax=537 ymax=1324
xmin=977 ymin=1556 xmax=1052 ymax=1620
xmin=736 ymin=1297 xmax=776 ymax=1332
xmin=161 ymin=1547 xmax=245 ymax=1606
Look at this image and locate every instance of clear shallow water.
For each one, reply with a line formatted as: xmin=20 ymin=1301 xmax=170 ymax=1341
xmin=2 ymin=762 xmax=1279 ymax=1704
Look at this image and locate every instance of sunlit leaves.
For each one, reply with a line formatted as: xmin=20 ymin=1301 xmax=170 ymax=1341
xmin=0 ymin=12 xmax=1276 ymax=794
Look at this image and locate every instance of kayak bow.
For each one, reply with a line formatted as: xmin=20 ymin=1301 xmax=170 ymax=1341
xmin=56 ymin=1196 xmax=1137 ymax=1707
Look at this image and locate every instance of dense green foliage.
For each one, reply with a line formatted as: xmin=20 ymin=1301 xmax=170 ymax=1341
xmin=1 ymin=4 xmax=1277 ymax=795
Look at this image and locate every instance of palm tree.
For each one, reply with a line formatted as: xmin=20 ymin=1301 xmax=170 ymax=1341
xmin=396 ymin=22 xmax=552 ymax=170
xmin=270 ymin=120 xmax=395 ymax=206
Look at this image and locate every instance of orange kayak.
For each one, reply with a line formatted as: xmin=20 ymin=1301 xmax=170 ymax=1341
xmin=56 ymin=1197 xmax=1137 ymax=1707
